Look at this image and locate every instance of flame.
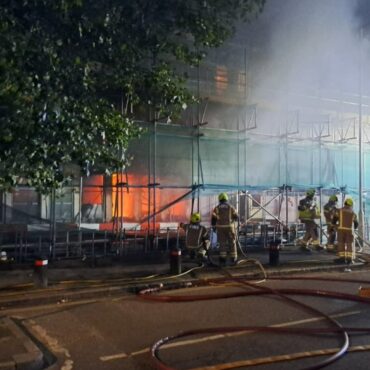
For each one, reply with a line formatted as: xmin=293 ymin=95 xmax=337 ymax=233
xmin=111 ymin=174 xmax=190 ymax=224
xmin=215 ymin=65 xmax=228 ymax=94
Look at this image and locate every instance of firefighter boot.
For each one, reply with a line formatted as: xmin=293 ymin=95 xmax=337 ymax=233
xmin=189 ymin=250 xmax=196 ymax=260
xmin=334 ymin=257 xmax=346 ymax=264
xmin=197 ymin=249 xmax=208 ymax=266
xmin=227 ymin=256 xmax=238 ymax=267
xmin=219 ymin=254 xmax=227 ymax=267
xmin=326 ymin=244 xmax=335 ymax=253
xmin=297 ymin=239 xmax=311 ymax=252
xmin=229 ymin=258 xmax=238 ymax=266
xmin=311 ymin=240 xmax=324 ymax=251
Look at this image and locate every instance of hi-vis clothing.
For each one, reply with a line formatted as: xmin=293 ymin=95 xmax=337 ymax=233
xmin=323 ymin=201 xmax=338 ymax=250
xmin=332 ymin=206 xmax=358 ymax=261
xmin=298 ymin=198 xmax=320 ymax=221
xmin=181 ymin=223 xmax=210 ymax=259
xmin=298 ymin=197 xmax=320 ymax=246
xmin=212 ymin=202 xmax=239 ymax=260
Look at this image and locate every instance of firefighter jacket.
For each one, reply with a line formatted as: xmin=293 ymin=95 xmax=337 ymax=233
xmin=332 ymin=206 xmax=358 ymax=231
xmin=181 ymin=223 xmax=209 ymax=249
xmin=323 ymin=201 xmax=337 ymax=223
xmin=298 ymin=197 xmax=320 ymax=221
xmin=211 ymin=202 xmax=239 ymax=227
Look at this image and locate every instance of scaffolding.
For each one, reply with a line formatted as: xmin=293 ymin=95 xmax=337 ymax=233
xmin=2 ymin=48 xmax=370 ymax=260
xmin=1 ymin=107 xmax=370 ymax=243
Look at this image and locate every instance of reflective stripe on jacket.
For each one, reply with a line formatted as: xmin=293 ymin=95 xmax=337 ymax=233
xmin=212 ymin=202 xmax=238 ymax=227
xmin=183 ymin=223 xmax=208 ymax=248
xmin=334 ymin=207 xmax=358 ymax=231
xmin=298 ymin=197 xmax=320 ymax=221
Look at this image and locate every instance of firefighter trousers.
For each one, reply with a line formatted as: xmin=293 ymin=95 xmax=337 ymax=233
xmin=302 ymin=220 xmax=319 ymax=244
xmin=337 ymin=229 xmax=354 ymax=261
xmin=326 ymin=224 xmax=336 ymax=249
xmin=217 ymin=226 xmax=237 ymax=261
xmin=187 ymin=241 xmax=210 ymax=260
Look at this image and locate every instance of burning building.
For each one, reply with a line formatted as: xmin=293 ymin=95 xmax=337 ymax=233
xmin=1 ymin=0 xmax=370 ymax=251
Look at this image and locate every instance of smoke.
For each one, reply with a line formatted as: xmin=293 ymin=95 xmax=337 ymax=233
xmin=355 ymin=0 xmax=370 ymax=30
xmin=190 ymin=0 xmax=370 ymax=186
xmin=245 ymin=0 xmax=366 ymax=124
xmin=196 ymin=0 xmax=370 ymax=133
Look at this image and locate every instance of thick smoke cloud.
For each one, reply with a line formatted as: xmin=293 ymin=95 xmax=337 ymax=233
xmin=355 ymin=0 xmax=370 ymax=30
xmin=202 ymin=0 xmax=370 ymax=132
xmin=248 ymin=0 xmax=365 ymax=118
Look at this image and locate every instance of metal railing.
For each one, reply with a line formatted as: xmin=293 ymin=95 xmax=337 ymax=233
xmin=0 ymin=227 xmax=185 ymax=264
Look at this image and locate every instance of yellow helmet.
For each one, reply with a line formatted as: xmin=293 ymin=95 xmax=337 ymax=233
xmin=329 ymin=195 xmax=338 ymax=202
xmin=218 ymin=192 xmax=228 ymax=202
xmin=190 ymin=212 xmax=201 ymax=223
xmin=344 ymin=198 xmax=353 ymax=207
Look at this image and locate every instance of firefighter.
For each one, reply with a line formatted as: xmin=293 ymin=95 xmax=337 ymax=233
xmin=211 ymin=192 xmax=239 ymax=265
xmin=297 ymin=189 xmax=321 ymax=251
xmin=332 ymin=198 xmax=358 ymax=264
xmin=323 ymin=195 xmax=338 ymax=252
xmin=180 ymin=213 xmax=210 ymax=263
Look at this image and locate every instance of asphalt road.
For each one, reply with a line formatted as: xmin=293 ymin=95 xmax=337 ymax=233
xmin=8 ymin=269 xmax=370 ymax=370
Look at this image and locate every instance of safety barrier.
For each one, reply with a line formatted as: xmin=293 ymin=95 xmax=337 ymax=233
xmin=0 ymin=230 xmax=112 ymax=263
xmin=239 ymin=222 xmax=305 ymax=247
xmin=0 ymin=227 xmax=185 ymax=264
xmin=1 ymin=223 xmax=369 ymax=265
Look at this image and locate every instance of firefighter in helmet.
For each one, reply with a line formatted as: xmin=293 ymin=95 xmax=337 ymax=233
xmin=297 ymin=189 xmax=321 ymax=251
xmin=211 ymin=192 xmax=239 ymax=265
xmin=323 ymin=195 xmax=338 ymax=252
xmin=180 ymin=212 xmax=210 ymax=263
xmin=332 ymin=197 xmax=358 ymax=264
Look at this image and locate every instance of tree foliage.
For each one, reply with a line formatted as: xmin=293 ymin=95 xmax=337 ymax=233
xmin=0 ymin=0 xmax=264 ymax=193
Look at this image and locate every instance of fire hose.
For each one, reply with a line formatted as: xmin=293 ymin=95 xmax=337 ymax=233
xmin=138 ymin=274 xmax=370 ymax=370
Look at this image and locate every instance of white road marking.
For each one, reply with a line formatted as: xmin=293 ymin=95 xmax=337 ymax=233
xmin=191 ymin=343 xmax=370 ymax=370
xmin=272 ymin=310 xmax=362 ymax=327
xmin=100 ymin=352 xmax=128 ymax=361
xmin=99 ymin=309 xmax=362 ymax=362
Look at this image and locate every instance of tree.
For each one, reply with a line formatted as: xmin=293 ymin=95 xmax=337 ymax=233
xmin=0 ymin=0 xmax=265 ymax=193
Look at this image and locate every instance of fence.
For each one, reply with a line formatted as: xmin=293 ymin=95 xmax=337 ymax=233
xmin=0 ymin=227 xmax=185 ymax=264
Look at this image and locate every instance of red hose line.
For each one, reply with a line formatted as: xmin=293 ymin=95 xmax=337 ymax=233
xmin=144 ymin=275 xmax=370 ymax=370
xmin=267 ymin=275 xmax=370 ymax=284
xmin=139 ymin=286 xmax=370 ymax=303
xmin=220 ymin=274 xmax=349 ymax=370
xmin=139 ymin=275 xmax=370 ymax=299
xmin=151 ymin=326 xmax=367 ymax=370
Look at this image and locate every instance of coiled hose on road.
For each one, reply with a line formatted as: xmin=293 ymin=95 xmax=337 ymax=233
xmin=139 ymin=270 xmax=370 ymax=370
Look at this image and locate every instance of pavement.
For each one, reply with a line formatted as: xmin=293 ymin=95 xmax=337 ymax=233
xmin=0 ymin=244 xmax=369 ymax=370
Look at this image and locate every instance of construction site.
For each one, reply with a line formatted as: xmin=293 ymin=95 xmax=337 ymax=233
xmin=5 ymin=3 xmax=370 ymax=370
xmin=1 ymin=0 xmax=370 ymax=264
